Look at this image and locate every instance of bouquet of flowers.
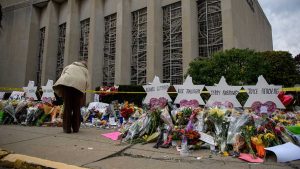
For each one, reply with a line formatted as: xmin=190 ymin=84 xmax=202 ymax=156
xmin=171 ymin=128 xmax=184 ymax=141
xmin=251 ymin=134 xmax=265 ymax=158
xmin=120 ymin=101 xmax=135 ymax=120
xmin=241 ymin=124 xmax=256 ymax=157
xmin=3 ymin=102 xmax=17 ymax=123
xmin=207 ymin=107 xmax=226 ymax=134
xmin=207 ymin=107 xmax=230 ymax=152
xmin=146 ymin=97 xmax=168 ymax=134
xmin=170 ymin=128 xmax=200 ymax=145
xmin=184 ymin=130 xmax=200 ymax=145
xmin=227 ymin=114 xmax=250 ymax=144
xmin=122 ymin=114 xmax=150 ymax=143
xmin=176 ymin=107 xmax=193 ymax=126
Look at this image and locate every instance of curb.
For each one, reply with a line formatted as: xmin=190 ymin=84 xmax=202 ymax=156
xmin=1 ymin=153 xmax=87 ymax=169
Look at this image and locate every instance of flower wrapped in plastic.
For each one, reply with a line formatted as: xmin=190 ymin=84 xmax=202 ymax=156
xmin=185 ymin=108 xmax=202 ymax=132
xmin=241 ymin=124 xmax=256 ymax=157
xmin=184 ymin=130 xmax=201 ymax=145
xmin=251 ymin=134 xmax=265 ymax=158
xmin=142 ymin=97 xmax=168 ymax=136
xmin=122 ymin=114 xmax=150 ymax=143
xmin=49 ymin=106 xmax=62 ymax=125
xmin=23 ymin=106 xmax=38 ymax=125
xmin=160 ymin=106 xmax=174 ymax=128
xmin=207 ymin=107 xmax=231 ymax=152
xmin=193 ymin=108 xmax=206 ymax=133
xmin=120 ymin=101 xmax=135 ymax=120
xmin=146 ymin=108 xmax=162 ymax=136
xmin=81 ymin=107 xmax=90 ymax=123
xmin=227 ymin=114 xmax=250 ymax=144
xmin=176 ymin=107 xmax=193 ymax=126
xmin=0 ymin=101 xmax=5 ymax=124
xmin=15 ymin=100 xmax=28 ymax=123
xmin=3 ymin=102 xmax=17 ymax=123
xmin=132 ymin=107 xmax=143 ymax=119
xmin=207 ymin=107 xmax=226 ymax=134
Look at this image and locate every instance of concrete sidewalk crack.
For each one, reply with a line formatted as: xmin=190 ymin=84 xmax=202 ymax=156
xmin=0 ymin=135 xmax=51 ymax=146
xmin=80 ymin=144 xmax=134 ymax=167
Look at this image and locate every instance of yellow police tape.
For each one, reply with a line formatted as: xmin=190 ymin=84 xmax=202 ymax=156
xmin=1 ymin=87 xmax=300 ymax=94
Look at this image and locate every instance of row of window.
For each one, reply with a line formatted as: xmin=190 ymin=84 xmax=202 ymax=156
xmin=36 ymin=0 xmax=223 ymax=86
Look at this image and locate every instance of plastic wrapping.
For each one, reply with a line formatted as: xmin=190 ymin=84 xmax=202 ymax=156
xmin=23 ymin=107 xmax=38 ymax=125
xmin=160 ymin=106 xmax=174 ymax=128
xmin=122 ymin=116 xmax=144 ymax=142
xmin=15 ymin=101 xmax=28 ymax=123
xmin=194 ymin=111 xmax=206 ymax=133
xmin=81 ymin=107 xmax=91 ymax=123
xmin=4 ymin=103 xmax=17 ymax=123
xmin=227 ymin=114 xmax=250 ymax=144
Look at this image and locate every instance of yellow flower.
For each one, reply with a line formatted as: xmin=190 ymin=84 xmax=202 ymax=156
xmin=223 ymin=151 xmax=229 ymax=157
xmin=258 ymin=134 xmax=264 ymax=140
xmin=251 ymin=136 xmax=263 ymax=145
xmin=217 ymin=109 xmax=225 ymax=118
xmin=246 ymin=125 xmax=253 ymax=131
xmin=264 ymin=133 xmax=275 ymax=140
xmin=177 ymin=112 xmax=183 ymax=116
xmin=209 ymin=108 xmax=218 ymax=115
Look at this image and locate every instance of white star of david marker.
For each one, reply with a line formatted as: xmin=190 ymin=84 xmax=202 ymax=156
xmin=143 ymin=76 xmax=171 ymax=104
xmin=244 ymin=75 xmax=285 ymax=109
xmin=23 ymin=81 xmax=38 ymax=100
xmin=173 ymin=75 xmax=205 ymax=105
xmin=41 ymin=80 xmax=55 ymax=100
xmin=206 ymin=76 xmax=242 ymax=107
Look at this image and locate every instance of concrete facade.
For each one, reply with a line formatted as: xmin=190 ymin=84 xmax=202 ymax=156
xmin=0 ymin=0 xmax=272 ymax=91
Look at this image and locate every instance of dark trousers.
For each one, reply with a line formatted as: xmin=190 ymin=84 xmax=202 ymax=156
xmin=61 ymin=86 xmax=83 ymax=133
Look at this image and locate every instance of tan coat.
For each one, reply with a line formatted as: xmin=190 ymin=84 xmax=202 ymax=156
xmin=53 ymin=62 xmax=89 ymax=97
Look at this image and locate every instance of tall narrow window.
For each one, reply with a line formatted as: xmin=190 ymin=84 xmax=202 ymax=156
xmin=79 ymin=18 xmax=90 ymax=61
xmin=246 ymin=0 xmax=255 ymax=12
xmin=56 ymin=23 xmax=66 ymax=80
xmin=131 ymin=8 xmax=147 ymax=85
xmin=103 ymin=14 xmax=117 ymax=86
xmin=198 ymin=0 xmax=223 ymax=58
xmin=163 ymin=2 xmax=183 ymax=85
xmin=37 ymin=27 xmax=46 ymax=87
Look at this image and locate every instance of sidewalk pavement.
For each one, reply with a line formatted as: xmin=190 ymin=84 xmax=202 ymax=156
xmin=0 ymin=125 xmax=299 ymax=169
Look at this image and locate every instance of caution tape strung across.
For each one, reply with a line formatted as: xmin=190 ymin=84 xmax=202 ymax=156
xmin=1 ymin=87 xmax=300 ymax=94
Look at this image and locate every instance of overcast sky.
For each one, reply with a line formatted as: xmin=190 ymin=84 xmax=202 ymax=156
xmin=258 ymin=0 xmax=300 ymax=57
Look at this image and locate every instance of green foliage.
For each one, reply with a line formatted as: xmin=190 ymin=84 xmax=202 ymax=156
xmin=187 ymin=48 xmax=267 ymax=86
xmin=187 ymin=48 xmax=300 ymax=87
xmin=261 ymin=51 xmax=300 ymax=86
